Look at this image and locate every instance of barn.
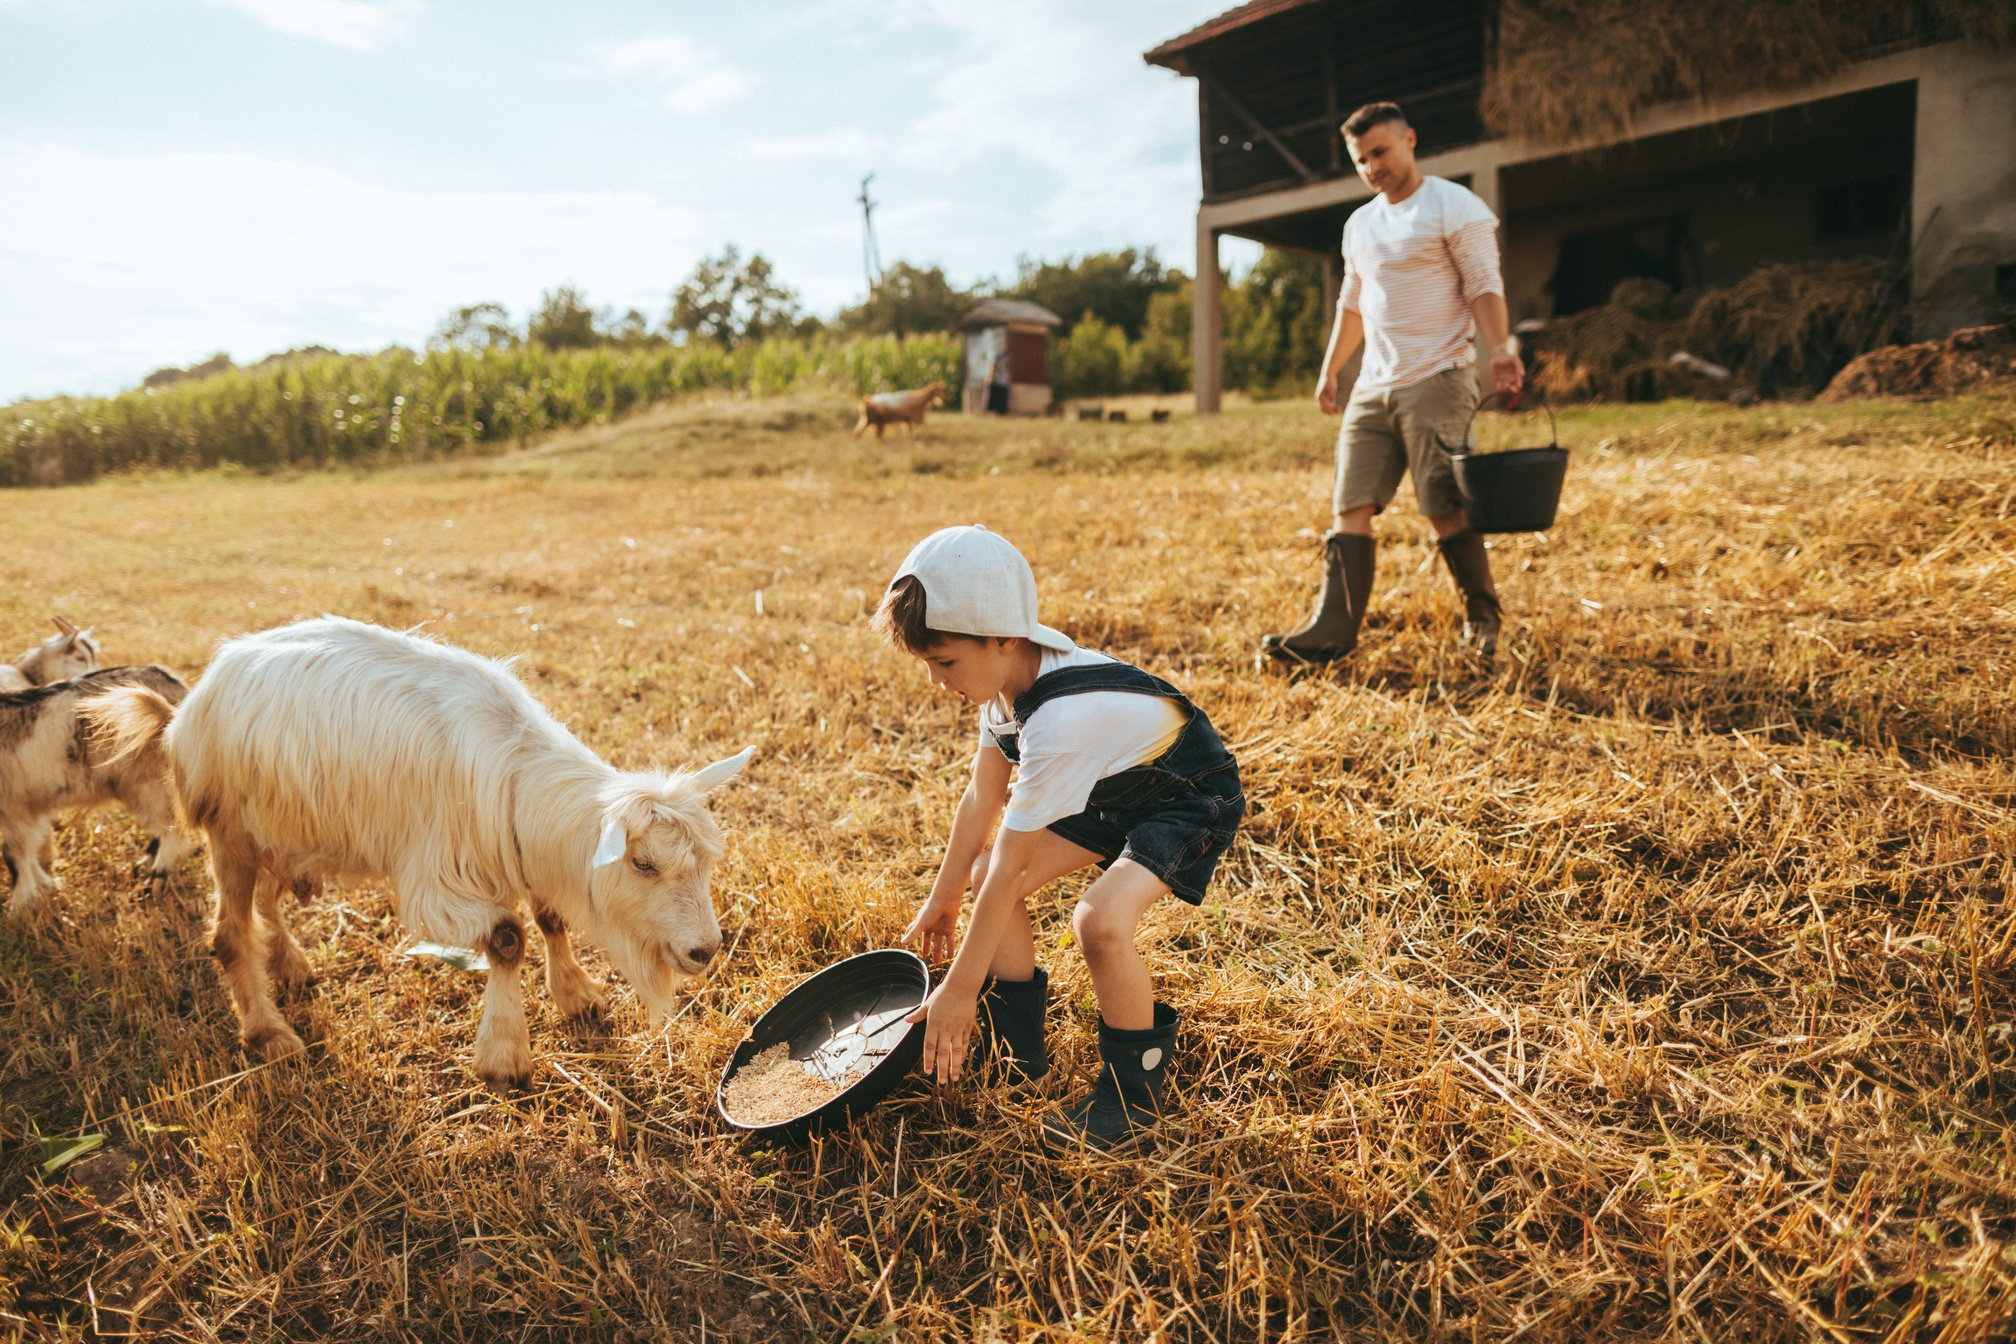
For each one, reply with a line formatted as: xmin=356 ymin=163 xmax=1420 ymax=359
xmin=1144 ymin=0 xmax=2016 ymax=411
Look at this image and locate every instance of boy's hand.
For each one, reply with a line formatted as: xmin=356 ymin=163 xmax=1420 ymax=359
xmin=906 ymin=980 xmax=978 ymax=1084
xmin=901 ymin=893 xmax=961 ymax=963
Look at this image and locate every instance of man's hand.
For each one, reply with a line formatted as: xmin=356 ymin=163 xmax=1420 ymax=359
xmin=907 ymin=979 xmax=978 ymax=1083
xmin=1316 ymin=374 xmax=1342 ymax=416
xmin=901 ymin=892 xmax=961 ymax=964
xmin=1490 ymin=350 xmax=1525 ymax=398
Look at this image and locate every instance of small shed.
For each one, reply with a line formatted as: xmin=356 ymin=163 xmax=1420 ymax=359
xmin=957 ymin=299 xmax=1063 ymax=415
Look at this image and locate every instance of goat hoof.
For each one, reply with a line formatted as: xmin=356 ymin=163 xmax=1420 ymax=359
xmin=474 ymin=1035 xmax=533 ymax=1092
xmin=245 ymin=1025 xmax=306 ymax=1062
xmin=554 ymin=981 xmax=609 ymax=1020
xmin=477 ymin=1065 xmax=532 ymax=1094
xmin=269 ymin=958 xmax=317 ymax=993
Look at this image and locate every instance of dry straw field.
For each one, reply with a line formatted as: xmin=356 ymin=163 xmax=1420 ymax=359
xmin=3 ymin=390 xmax=2014 ymax=1342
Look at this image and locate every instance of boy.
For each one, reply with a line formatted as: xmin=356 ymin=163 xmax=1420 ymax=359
xmin=872 ymin=524 xmax=1244 ymax=1148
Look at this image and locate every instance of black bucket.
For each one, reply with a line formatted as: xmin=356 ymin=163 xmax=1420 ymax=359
xmin=716 ymin=948 xmax=929 ymax=1141
xmin=1441 ymin=394 xmax=1569 ymax=534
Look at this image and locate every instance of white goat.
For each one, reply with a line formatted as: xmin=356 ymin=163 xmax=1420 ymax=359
xmin=0 ymin=617 xmax=99 ymax=693
xmin=86 ymin=616 xmax=751 ymax=1089
xmin=2 ymin=665 xmax=196 ymax=918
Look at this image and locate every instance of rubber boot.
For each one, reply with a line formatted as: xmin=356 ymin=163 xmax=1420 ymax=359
xmin=1260 ymin=532 xmax=1375 ymax=667
xmin=1041 ymin=1002 xmax=1178 ymax=1150
xmin=975 ymin=967 xmax=1049 ymax=1084
xmin=1437 ymin=529 xmax=1503 ymax=657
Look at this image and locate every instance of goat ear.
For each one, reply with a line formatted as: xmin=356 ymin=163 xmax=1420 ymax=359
xmin=591 ymin=817 xmax=627 ymax=868
xmin=687 ymin=746 xmax=754 ymax=794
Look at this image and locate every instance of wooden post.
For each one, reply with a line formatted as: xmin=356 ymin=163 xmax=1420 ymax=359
xmin=1194 ymin=217 xmax=1223 ymax=416
xmin=1321 ymin=253 xmax=1342 ymax=324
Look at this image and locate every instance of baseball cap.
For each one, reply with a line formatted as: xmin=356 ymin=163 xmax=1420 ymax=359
xmin=891 ymin=525 xmax=1074 ymax=652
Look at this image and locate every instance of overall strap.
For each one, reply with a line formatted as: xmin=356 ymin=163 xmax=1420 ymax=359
xmin=1008 ymin=662 xmax=1191 ymax=726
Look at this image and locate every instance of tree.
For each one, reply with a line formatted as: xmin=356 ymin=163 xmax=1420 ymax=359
xmin=1133 ymin=284 xmax=1193 ymax=393
xmin=1224 ymin=248 xmax=1326 ymax=396
xmin=429 ymin=302 xmax=517 ymax=351
xmin=834 ymin=262 xmax=973 ymax=337
xmin=1010 ymin=248 xmax=1183 ymax=339
xmin=527 ymin=286 xmax=599 ymax=350
xmin=605 ymin=308 xmax=660 ymax=348
xmin=142 ymin=352 xmax=234 ymax=388
xmin=666 ymin=246 xmax=802 ymax=349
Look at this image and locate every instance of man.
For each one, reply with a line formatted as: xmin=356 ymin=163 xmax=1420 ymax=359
xmin=1261 ymin=101 xmax=1524 ymax=666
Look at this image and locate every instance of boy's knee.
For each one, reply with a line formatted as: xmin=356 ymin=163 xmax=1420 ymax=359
xmin=969 ymin=847 xmax=992 ymax=889
xmin=1072 ymin=902 xmax=1128 ymax=959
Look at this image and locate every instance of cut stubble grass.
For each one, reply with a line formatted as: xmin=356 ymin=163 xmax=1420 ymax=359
xmin=1 ymin=390 xmax=2013 ymax=1341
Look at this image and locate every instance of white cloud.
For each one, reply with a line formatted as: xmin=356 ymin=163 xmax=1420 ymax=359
xmin=744 ymin=129 xmax=879 ymax=162
xmin=766 ymin=1 xmax=1200 ymax=264
xmin=594 ymin=34 xmax=750 ymax=113
xmin=0 ymin=143 xmax=703 ymax=400
xmin=206 ymin=0 xmax=421 ymax=52
xmin=895 ymin=4 xmax=1197 ymax=247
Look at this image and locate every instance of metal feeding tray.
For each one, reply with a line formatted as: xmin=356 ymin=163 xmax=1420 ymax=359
xmin=716 ymin=949 xmax=930 ymax=1137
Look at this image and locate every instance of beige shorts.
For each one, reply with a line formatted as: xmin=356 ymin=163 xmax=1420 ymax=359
xmin=1333 ymin=364 xmax=1479 ymax=518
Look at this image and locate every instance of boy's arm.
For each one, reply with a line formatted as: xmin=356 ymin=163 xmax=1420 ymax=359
xmin=902 ymin=742 xmax=1010 ymax=963
xmin=914 ymin=821 xmax=1046 ymax=1082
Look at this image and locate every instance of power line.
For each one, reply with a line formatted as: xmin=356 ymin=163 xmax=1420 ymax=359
xmin=858 ymin=173 xmax=883 ymax=293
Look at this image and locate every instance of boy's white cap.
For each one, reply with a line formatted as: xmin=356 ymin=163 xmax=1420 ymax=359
xmin=892 ymin=525 xmax=1074 ymax=651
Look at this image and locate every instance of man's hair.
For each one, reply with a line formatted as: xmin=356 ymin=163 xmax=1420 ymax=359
xmin=872 ymin=574 xmax=962 ymax=654
xmin=1343 ymin=101 xmax=1408 ymax=139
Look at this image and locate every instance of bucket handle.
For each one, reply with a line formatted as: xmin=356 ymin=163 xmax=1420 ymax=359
xmin=1441 ymin=390 xmax=1558 ymax=457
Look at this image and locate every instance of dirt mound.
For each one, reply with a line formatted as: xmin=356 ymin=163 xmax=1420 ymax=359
xmin=1819 ymin=322 xmax=2016 ymax=401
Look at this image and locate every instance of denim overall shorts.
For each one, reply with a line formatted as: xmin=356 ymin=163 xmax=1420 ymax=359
xmin=993 ymin=662 xmax=1245 ymax=905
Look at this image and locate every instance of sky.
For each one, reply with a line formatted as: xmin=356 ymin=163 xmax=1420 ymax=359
xmin=0 ymin=0 xmax=1264 ymax=404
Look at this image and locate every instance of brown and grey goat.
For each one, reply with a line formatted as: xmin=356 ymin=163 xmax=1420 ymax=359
xmin=0 ymin=617 xmax=99 ymax=693
xmin=86 ymin=615 xmax=753 ymax=1089
xmin=1 ymin=665 xmax=195 ymax=919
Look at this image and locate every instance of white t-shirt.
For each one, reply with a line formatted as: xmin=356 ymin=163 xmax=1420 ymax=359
xmin=1338 ymin=176 xmax=1504 ymax=392
xmin=976 ymin=642 xmax=1187 ymax=833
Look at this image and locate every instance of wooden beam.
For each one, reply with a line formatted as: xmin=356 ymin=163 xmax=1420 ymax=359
xmin=1197 ymin=82 xmax=1216 ymax=200
xmin=1322 ymin=19 xmax=1340 ymax=174
xmin=1199 ymin=72 xmax=1319 ymax=184
xmin=1193 ymin=219 xmax=1223 ymax=416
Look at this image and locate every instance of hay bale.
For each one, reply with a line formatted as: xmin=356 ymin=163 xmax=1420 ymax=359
xmin=1818 ymin=322 xmax=2016 ymax=400
xmin=1609 ymin=277 xmax=1677 ymax=320
xmin=1678 ymin=257 xmax=1904 ymax=396
xmin=1534 ymin=258 xmax=1908 ymax=402
xmin=1483 ymin=0 xmax=2013 ymax=146
xmin=1530 ymin=305 xmax=1663 ymax=402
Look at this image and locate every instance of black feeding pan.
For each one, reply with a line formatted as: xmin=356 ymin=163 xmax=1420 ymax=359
xmin=716 ymin=948 xmax=929 ymax=1138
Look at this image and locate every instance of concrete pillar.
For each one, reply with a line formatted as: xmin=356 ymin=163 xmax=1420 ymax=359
xmin=1911 ymin=42 xmax=2016 ymax=337
xmin=1468 ymin=159 xmax=1506 ymax=391
xmin=1468 ymin=160 xmax=1501 ymax=215
xmin=1193 ymin=215 xmax=1224 ymax=415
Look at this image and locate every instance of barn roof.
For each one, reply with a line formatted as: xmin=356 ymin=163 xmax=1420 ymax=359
xmin=1141 ymin=0 xmax=1487 ymax=216
xmin=1142 ymin=0 xmax=1332 ymax=77
xmin=958 ymin=299 xmax=1063 ymax=330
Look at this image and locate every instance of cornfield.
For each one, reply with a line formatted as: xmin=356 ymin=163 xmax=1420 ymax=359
xmin=2 ymin=336 xmax=963 ymax=488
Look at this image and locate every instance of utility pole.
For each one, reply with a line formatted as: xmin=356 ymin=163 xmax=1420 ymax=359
xmin=858 ymin=173 xmax=883 ymax=294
